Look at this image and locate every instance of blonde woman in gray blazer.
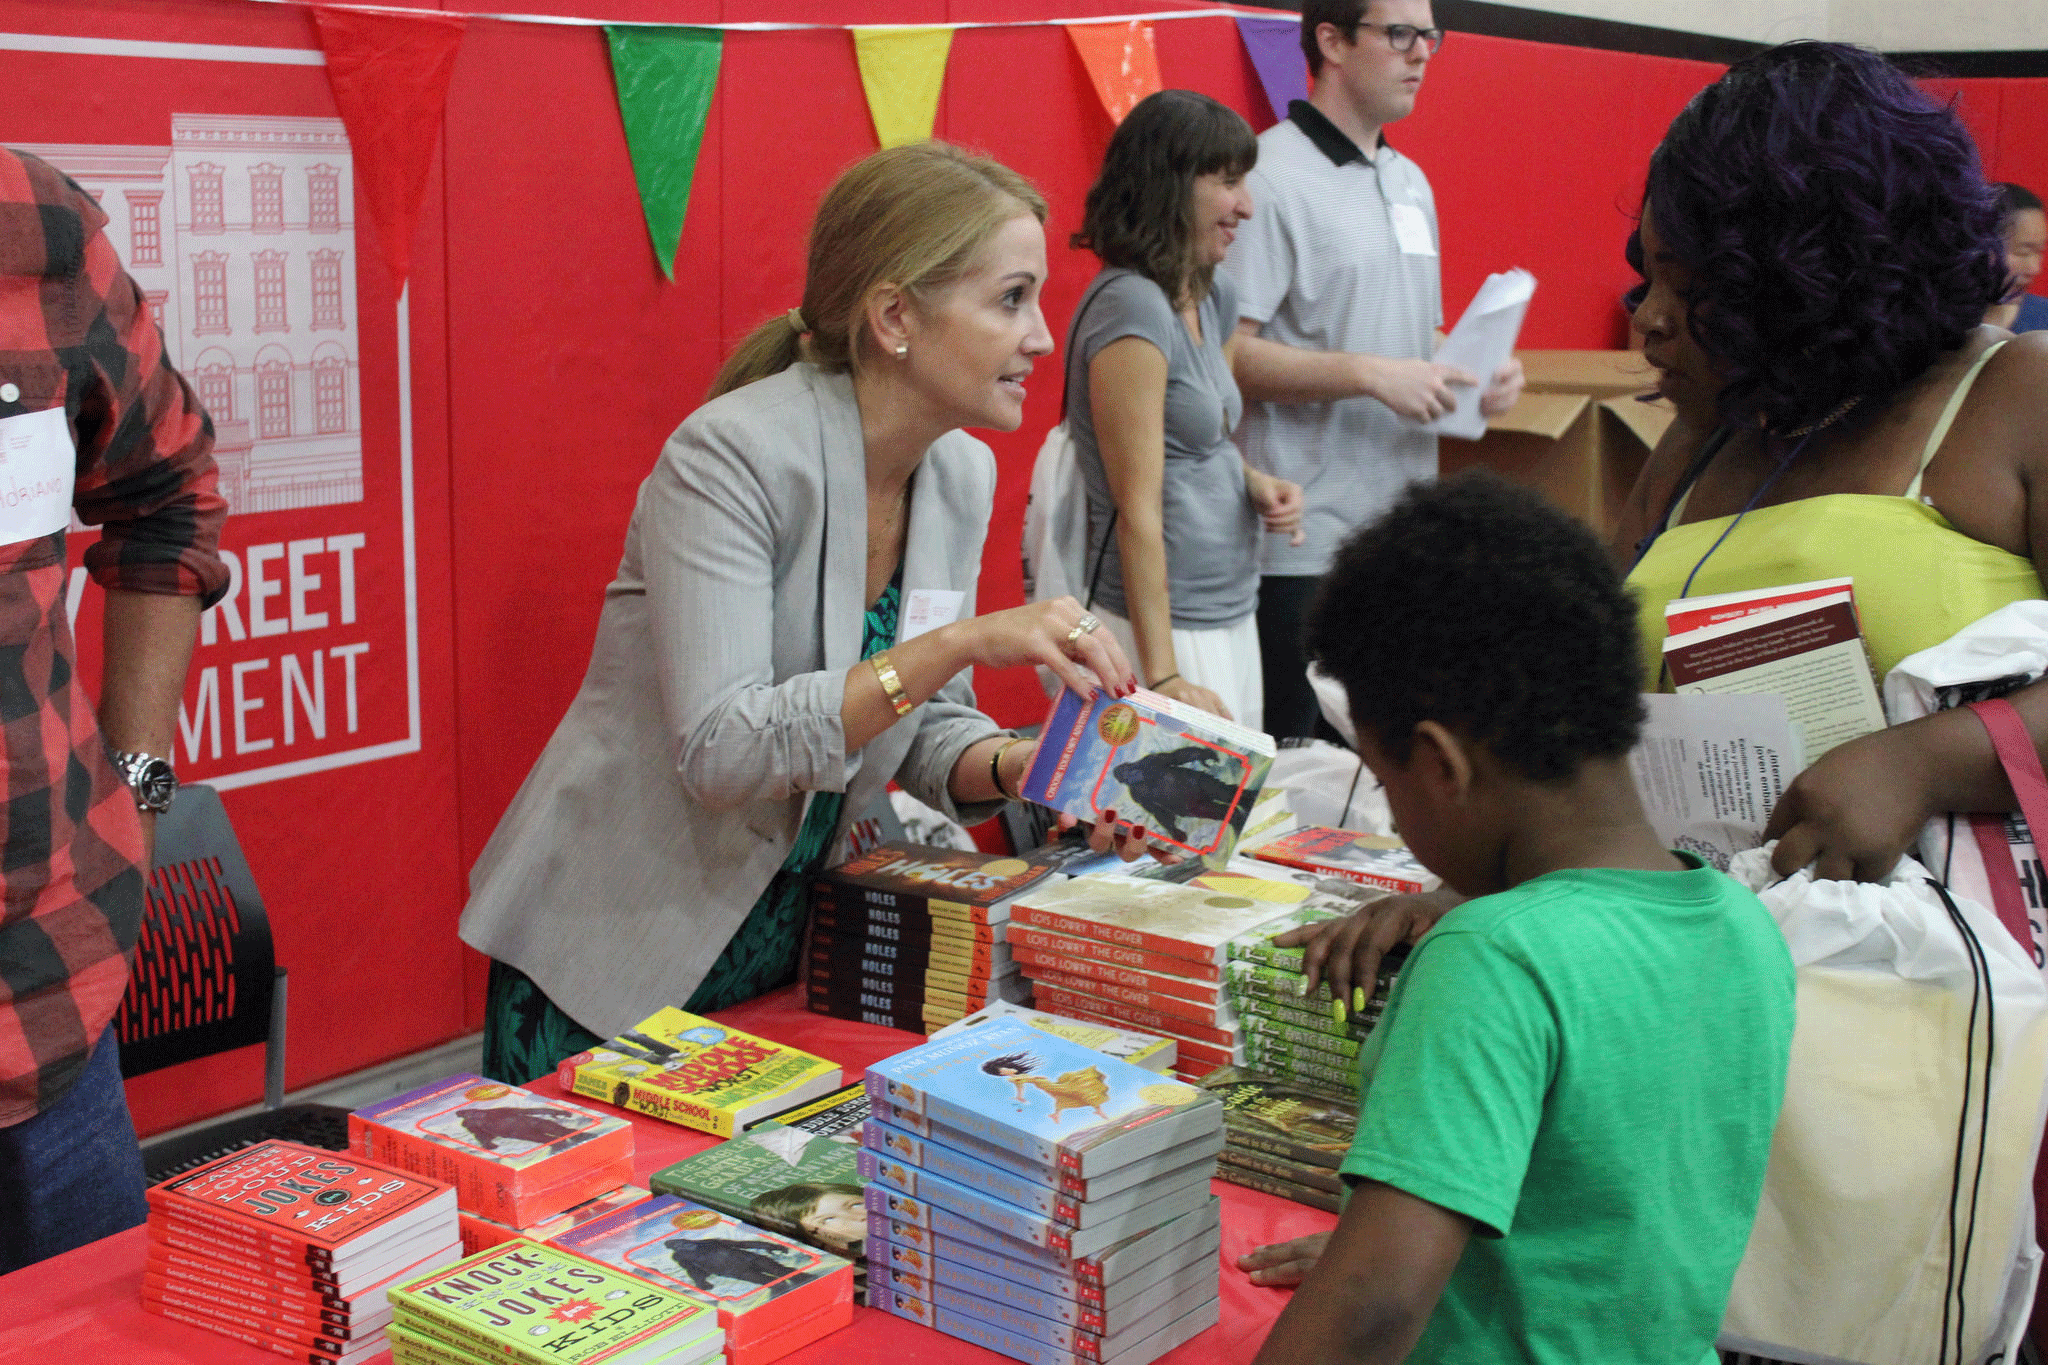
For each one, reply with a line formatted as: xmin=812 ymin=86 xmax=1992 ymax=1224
xmin=461 ymin=145 xmax=1143 ymax=1083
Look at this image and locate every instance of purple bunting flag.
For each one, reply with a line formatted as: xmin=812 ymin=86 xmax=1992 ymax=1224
xmin=1235 ymin=15 xmax=1307 ymax=126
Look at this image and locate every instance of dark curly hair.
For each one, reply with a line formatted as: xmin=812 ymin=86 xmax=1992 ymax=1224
xmin=1305 ymin=473 xmax=1646 ymax=782
xmin=1073 ymin=89 xmax=1256 ymax=308
xmin=1624 ymin=41 xmax=2007 ymax=436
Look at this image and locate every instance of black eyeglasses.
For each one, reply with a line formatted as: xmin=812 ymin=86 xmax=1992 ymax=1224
xmin=1354 ymin=21 xmax=1446 ymax=53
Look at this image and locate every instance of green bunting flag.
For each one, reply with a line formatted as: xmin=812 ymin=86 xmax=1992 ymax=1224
xmin=605 ymin=25 xmax=723 ymax=281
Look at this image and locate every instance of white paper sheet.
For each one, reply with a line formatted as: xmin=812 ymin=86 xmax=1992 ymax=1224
xmin=1422 ymin=268 xmax=1536 ymax=440
xmin=1628 ymin=691 xmax=1802 ymax=870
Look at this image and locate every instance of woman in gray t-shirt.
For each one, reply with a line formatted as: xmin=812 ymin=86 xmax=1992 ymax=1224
xmin=1066 ymin=90 xmax=1304 ymax=729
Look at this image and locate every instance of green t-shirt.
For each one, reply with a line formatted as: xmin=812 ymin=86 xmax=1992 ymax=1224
xmin=1340 ymin=859 xmax=1795 ymax=1364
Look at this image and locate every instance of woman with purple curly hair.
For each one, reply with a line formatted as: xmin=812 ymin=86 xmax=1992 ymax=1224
xmin=1617 ymin=40 xmax=2048 ymax=886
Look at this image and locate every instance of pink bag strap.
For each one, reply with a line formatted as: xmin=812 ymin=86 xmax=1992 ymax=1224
xmin=1964 ymin=697 xmax=2048 ymax=951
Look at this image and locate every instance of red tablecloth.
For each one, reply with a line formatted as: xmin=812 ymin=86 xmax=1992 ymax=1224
xmin=0 ymin=990 xmax=1332 ymax=1363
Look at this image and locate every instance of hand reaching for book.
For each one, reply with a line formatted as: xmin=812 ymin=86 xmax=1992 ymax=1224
xmin=1278 ymin=890 xmax=1462 ymax=1012
xmin=1236 ymin=1231 xmax=1330 ymax=1287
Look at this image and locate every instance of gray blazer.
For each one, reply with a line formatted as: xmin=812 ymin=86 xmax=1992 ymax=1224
xmin=459 ymin=364 xmax=1007 ymax=1037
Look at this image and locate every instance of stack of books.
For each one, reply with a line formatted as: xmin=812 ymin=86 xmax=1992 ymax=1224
xmin=1223 ymin=902 xmax=1405 ymax=1096
xmin=387 ymin=1237 xmax=726 ymax=1365
xmin=860 ymin=1016 xmax=1225 ymax=1364
xmin=931 ymin=998 xmax=1177 ymax=1074
xmin=650 ymin=1083 xmax=870 ymax=1297
xmin=141 ymin=1139 xmax=460 ymax=1363
xmin=1198 ymin=1068 xmax=1360 ymax=1214
xmin=806 ymin=842 xmax=1064 ymax=1032
xmin=1005 ymin=873 xmax=1305 ymax=1082
xmin=557 ymin=1007 xmax=842 ymax=1138
xmin=1249 ymin=826 xmax=1440 ymax=896
xmin=551 ymin=1195 xmax=856 ymax=1365
xmin=349 ymin=1073 xmax=638 ymax=1257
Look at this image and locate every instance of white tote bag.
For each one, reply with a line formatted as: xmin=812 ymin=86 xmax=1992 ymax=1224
xmin=1884 ymin=600 xmax=2048 ymax=977
xmin=1719 ymin=847 xmax=2048 ymax=1365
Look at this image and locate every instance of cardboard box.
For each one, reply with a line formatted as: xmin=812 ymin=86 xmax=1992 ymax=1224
xmin=1439 ymin=350 xmax=1675 ymax=534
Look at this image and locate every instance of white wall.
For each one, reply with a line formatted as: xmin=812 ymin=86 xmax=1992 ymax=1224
xmin=1476 ymin=1 xmax=2048 ymax=51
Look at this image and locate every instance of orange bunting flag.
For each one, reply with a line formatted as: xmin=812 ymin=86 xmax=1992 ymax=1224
xmin=311 ymin=5 xmax=468 ymax=294
xmin=1065 ymin=20 xmax=1161 ymax=125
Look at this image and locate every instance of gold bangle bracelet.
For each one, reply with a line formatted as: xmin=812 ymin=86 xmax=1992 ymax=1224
xmin=871 ymin=651 xmax=914 ymax=717
xmin=989 ymin=735 xmax=1029 ymax=800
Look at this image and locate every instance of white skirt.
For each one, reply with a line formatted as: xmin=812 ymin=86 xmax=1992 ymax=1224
xmin=1088 ymin=605 xmax=1264 ymax=734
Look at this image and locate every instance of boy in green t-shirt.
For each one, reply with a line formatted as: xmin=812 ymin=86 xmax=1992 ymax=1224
xmin=1244 ymin=474 xmax=1795 ymax=1365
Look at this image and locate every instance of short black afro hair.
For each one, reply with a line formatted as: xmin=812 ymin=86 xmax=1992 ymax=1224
xmin=1305 ymin=473 xmax=1646 ymax=782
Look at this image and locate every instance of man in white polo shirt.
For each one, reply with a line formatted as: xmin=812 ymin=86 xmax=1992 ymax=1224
xmin=1224 ymin=0 xmax=1522 ymax=740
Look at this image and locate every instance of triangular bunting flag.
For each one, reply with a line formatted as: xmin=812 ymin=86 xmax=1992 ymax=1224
xmin=1235 ymin=15 xmax=1307 ymax=124
xmin=605 ymin=25 xmax=723 ymax=282
xmin=1065 ymin=20 xmax=1162 ymax=126
xmin=853 ymin=27 xmax=954 ymax=149
xmin=311 ymin=5 xmax=467 ymax=294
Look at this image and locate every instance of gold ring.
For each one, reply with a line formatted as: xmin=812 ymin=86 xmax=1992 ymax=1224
xmin=1065 ymin=623 xmax=1086 ymax=646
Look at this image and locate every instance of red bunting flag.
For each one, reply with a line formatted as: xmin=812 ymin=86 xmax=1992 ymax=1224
xmin=1065 ymin=20 xmax=1161 ymax=125
xmin=311 ymin=5 xmax=468 ymax=294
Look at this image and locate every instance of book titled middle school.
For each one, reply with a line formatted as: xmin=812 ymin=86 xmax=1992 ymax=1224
xmin=558 ymin=1008 xmax=841 ymax=1138
xmin=1019 ymin=686 xmax=1275 ymax=862
xmin=865 ymin=1016 xmax=1221 ymax=1180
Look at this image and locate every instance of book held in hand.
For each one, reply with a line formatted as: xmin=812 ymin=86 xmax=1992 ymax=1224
xmin=1020 ymin=686 xmax=1275 ymax=862
xmin=1661 ymin=578 xmax=1885 ymax=763
xmin=557 ymin=1007 xmax=841 ymax=1138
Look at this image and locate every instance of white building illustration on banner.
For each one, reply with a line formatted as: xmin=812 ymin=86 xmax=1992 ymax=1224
xmin=19 ymin=114 xmax=363 ymax=515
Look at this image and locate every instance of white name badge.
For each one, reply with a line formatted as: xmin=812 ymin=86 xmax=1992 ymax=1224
xmin=899 ymin=588 xmax=964 ymax=643
xmin=0 ymin=408 xmax=76 ymax=546
xmin=1388 ymin=202 xmax=1438 ymax=257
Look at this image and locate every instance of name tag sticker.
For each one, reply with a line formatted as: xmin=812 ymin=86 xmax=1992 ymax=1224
xmin=0 ymin=408 xmax=75 ymax=546
xmin=899 ymin=589 xmax=964 ymax=643
xmin=1388 ymin=203 xmax=1437 ymax=257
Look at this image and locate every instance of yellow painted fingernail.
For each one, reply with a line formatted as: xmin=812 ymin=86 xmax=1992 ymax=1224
xmin=1295 ymin=977 xmax=1309 ymax=998
xmin=1331 ymin=999 xmax=1347 ymax=1026
xmin=1353 ymin=986 xmax=1367 ymax=1014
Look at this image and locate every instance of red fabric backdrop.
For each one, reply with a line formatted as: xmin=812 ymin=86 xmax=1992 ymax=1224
xmin=3 ymin=0 xmax=2043 ymax=1134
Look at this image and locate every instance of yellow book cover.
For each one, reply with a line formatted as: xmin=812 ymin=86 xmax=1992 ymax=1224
xmin=556 ymin=1008 xmax=842 ymax=1139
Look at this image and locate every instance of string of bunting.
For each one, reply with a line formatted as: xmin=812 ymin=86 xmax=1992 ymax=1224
xmin=289 ymin=0 xmax=1308 ymax=285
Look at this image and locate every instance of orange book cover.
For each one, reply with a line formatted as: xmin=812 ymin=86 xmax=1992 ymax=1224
xmin=455 ymin=1184 xmax=652 ymax=1256
xmin=146 ymin=1141 xmax=454 ymax=1265
xmin=551 ymin=1195 xmax=854 ymax=1365
xmin=349 ymin=1074 xmax=633 ymax=1228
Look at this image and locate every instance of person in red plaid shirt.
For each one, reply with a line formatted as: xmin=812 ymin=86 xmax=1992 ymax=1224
xmin=0 ymin=147 xmax=228 ymax=1270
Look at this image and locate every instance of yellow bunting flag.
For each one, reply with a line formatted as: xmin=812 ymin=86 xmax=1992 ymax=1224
xmin=853 ymin=26 xmax=955 ymax=149
xmin=1065 ymin=20 xmax=1161 ymax=125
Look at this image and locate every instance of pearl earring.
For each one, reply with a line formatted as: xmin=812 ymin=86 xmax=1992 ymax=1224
xmin=895 ymin=344 xmax=908 ymax=358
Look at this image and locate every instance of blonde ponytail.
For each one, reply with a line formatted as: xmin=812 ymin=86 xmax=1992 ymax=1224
xmin=707 ymin=142 xmax=1047 ymax=402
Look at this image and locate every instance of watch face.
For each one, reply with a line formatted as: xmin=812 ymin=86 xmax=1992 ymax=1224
xmin=130 ymin=757 xmax=177 ymax=811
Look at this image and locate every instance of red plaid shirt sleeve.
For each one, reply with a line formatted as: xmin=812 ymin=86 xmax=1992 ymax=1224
xmin=0 ymin=147 xmax=229 ymax=1127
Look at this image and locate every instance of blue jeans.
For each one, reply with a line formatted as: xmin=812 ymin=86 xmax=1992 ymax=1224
xmin=0 ymin=1027 xmax=148 ymax=1273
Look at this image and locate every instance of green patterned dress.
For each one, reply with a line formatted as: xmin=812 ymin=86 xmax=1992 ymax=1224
xmin=481 ymin=578 xmax=903 ymax=1085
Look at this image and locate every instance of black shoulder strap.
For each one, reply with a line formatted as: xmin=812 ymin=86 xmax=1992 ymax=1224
xmin=1630 ymin=424 xmax=1734 ymax=571
xmin=1064 ymin=270 xmax=1122 ymax=608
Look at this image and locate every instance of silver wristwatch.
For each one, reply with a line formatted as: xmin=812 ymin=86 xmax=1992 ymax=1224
xmin=110 ymin=750 xmax=178 ymax=814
